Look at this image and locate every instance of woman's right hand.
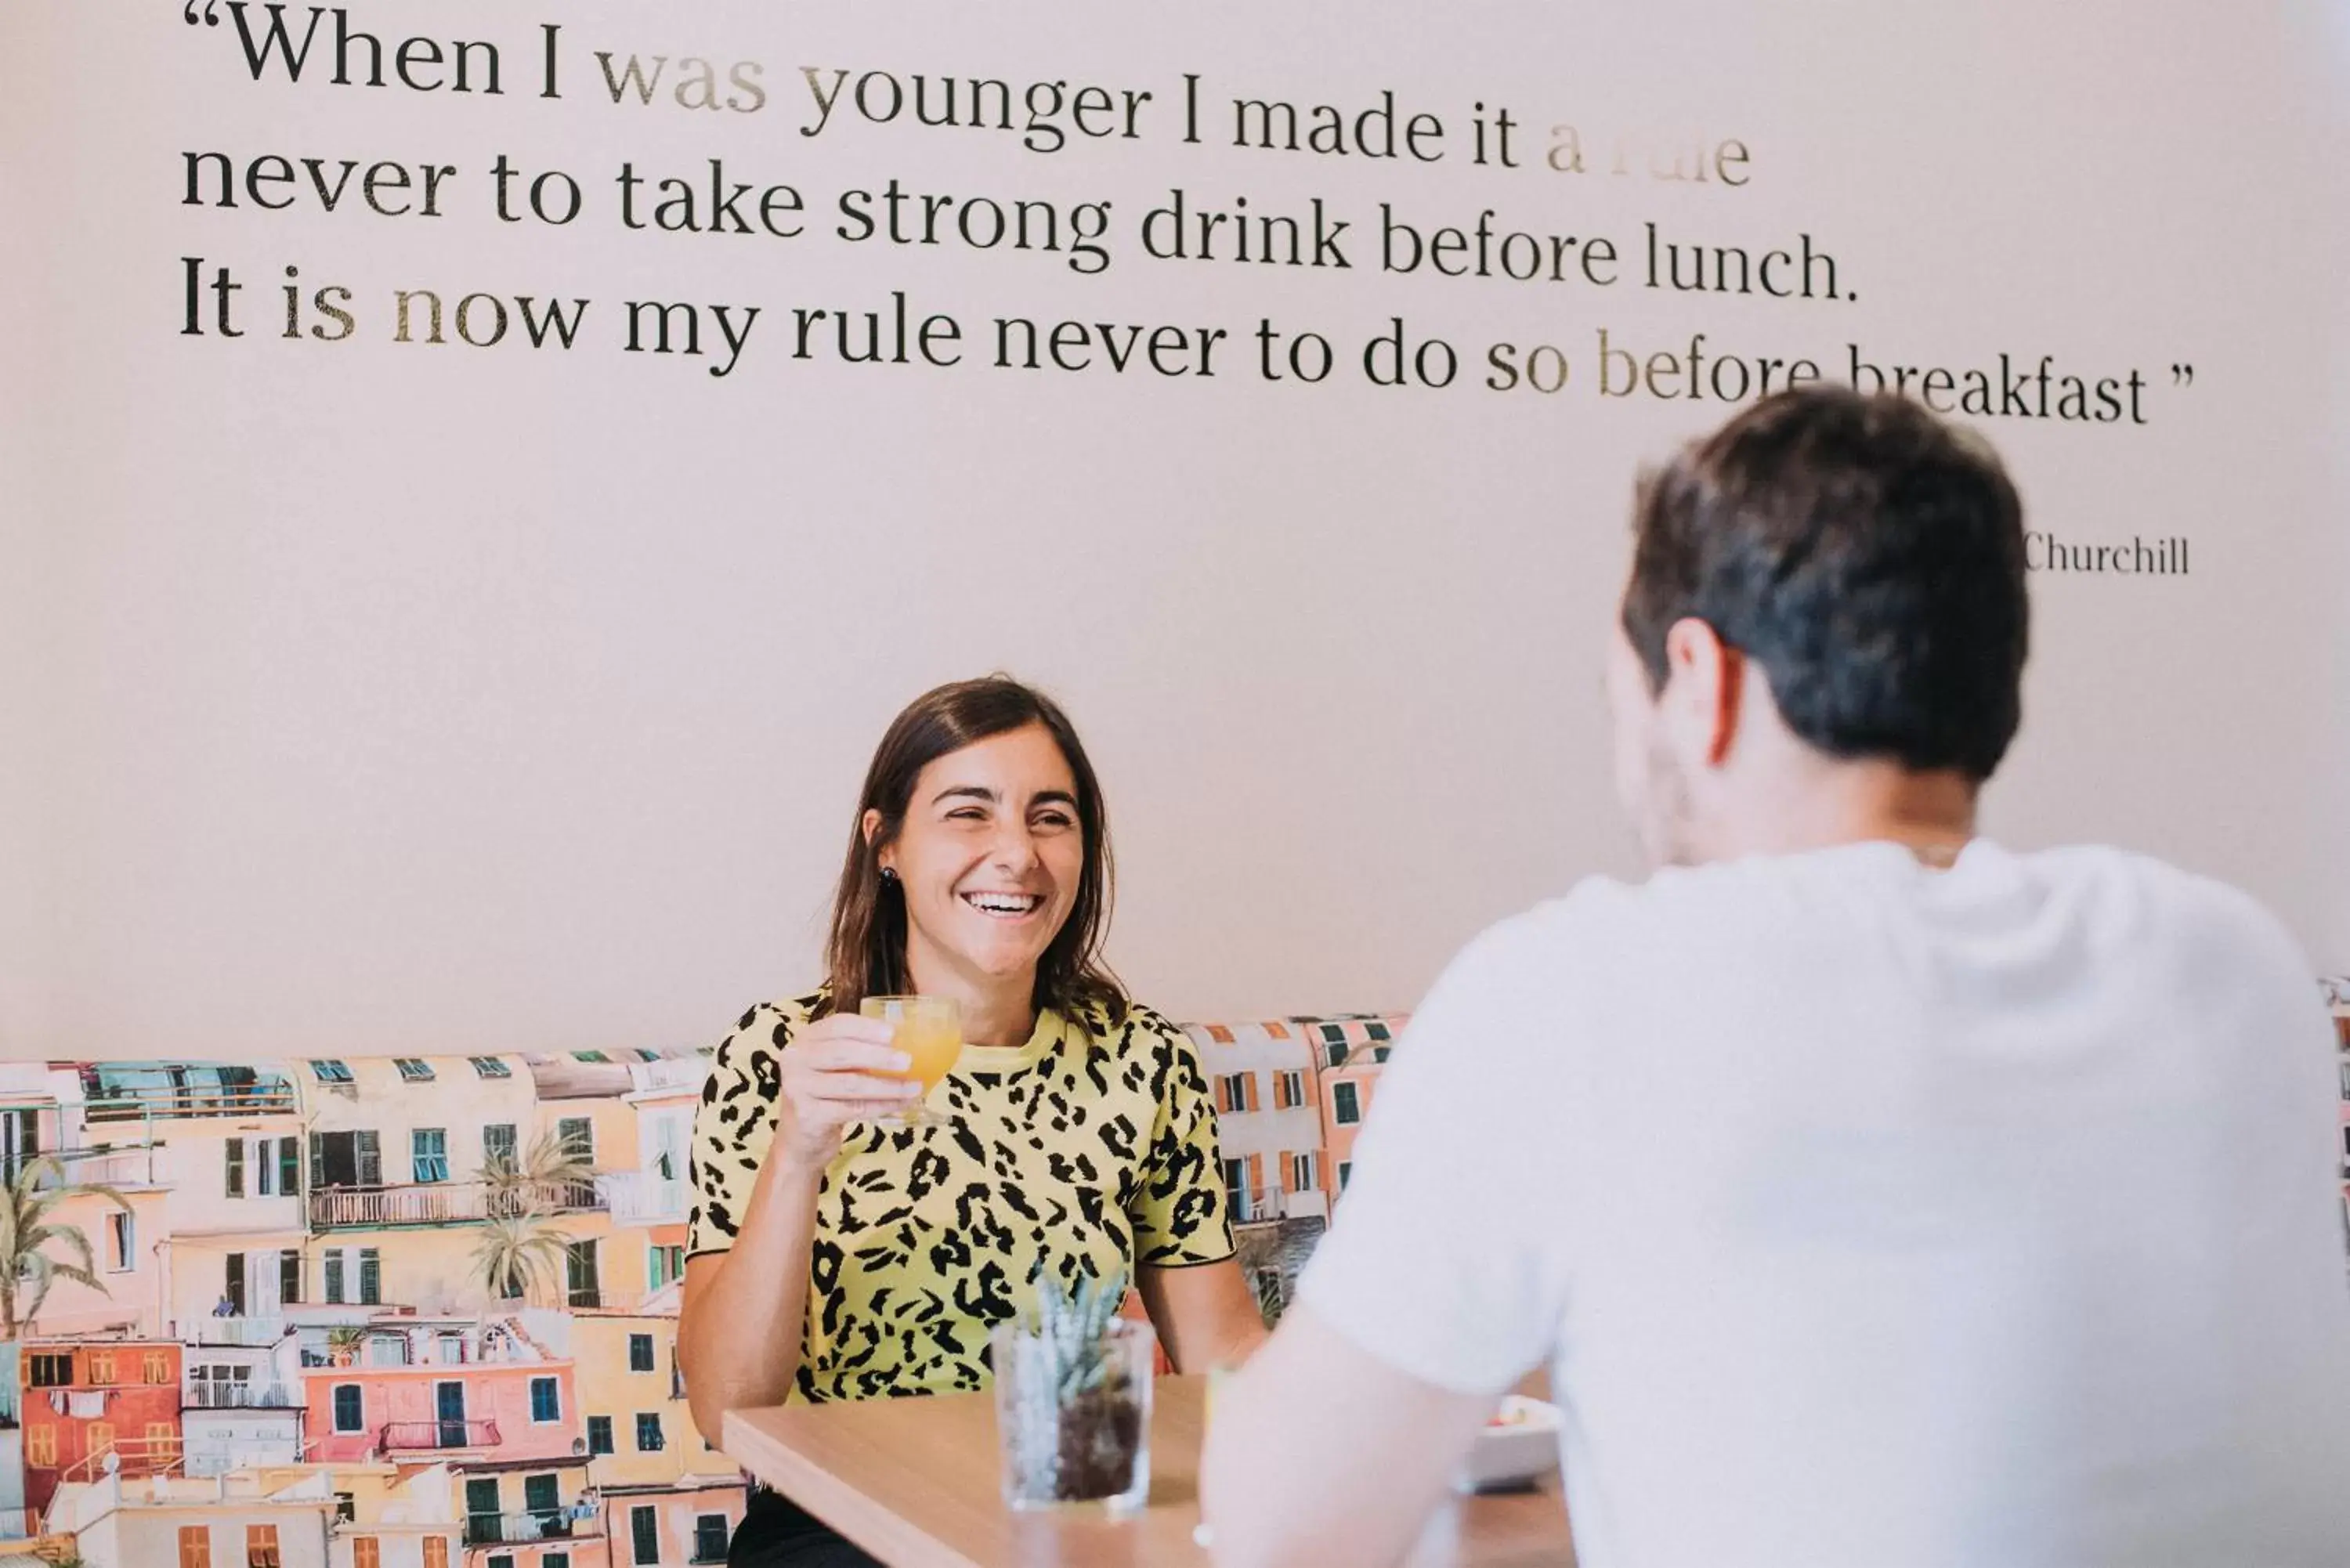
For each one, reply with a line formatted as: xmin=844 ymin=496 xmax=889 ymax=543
xmin=768 ymin=1012 xmax=924 ymax=1174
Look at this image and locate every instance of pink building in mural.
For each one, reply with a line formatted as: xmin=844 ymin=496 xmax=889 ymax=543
xmin=1307 ymin=1017 xmax=1405 ymax=1200
xmin=303 ymin=1327 xmax=579 ymax=1468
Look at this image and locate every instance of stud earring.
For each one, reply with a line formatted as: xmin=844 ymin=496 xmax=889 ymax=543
xmin=879 ymin=866 xmax=898 ymax=883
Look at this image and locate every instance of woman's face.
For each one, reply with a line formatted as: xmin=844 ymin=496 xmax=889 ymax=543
xmin=872 ymin=723 xmax=1086 ymax=995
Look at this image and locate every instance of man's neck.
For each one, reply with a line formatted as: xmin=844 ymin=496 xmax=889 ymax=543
xmin=1705 ymin=762 xmax=1979 ymax=865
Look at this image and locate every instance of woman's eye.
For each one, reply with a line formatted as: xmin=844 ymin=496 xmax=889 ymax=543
xmin=947 ymin=807 xmax=987 ymax=822
xmin=1033 ymin=812 xmax=1075 ymax=830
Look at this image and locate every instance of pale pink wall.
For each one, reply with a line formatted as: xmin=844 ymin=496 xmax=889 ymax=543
xmin=3 ymin=3 xmax=2345 ymax=1061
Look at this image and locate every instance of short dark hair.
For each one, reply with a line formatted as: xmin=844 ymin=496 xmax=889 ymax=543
xmin=823 ymin=676 xmax=1123 ymax=1021
xmin=1622 ymin=388 xmax=2029 ymax=782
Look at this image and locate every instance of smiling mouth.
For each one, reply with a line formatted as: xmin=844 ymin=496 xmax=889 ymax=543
xmin=961 ymin=891 xmax=1047 ymax=919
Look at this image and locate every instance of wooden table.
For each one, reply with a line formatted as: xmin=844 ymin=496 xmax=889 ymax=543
xmin=725 ymin=1375 xmax=1578 ymax=1566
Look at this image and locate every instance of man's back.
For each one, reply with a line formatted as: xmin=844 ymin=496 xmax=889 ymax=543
xmin=1300 ymin=840 xmax=2350 ymax=1566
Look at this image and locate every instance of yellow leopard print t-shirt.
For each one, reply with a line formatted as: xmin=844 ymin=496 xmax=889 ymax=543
xmin=686 ymin=988 xmax=1234 ymax=1403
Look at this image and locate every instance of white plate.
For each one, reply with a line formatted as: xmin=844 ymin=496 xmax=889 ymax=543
xmin=1452 ymin=1396 xmax=1562 ymax=1494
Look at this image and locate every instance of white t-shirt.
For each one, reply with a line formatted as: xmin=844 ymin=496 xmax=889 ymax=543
xmin=1300 ymin=840 xmax=2350 ymax=1567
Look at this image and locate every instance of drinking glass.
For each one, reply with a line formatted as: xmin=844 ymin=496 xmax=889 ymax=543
xmin=859 ymin=995 xmax=963 ymax=1127
xmin=994 ymin=1317 xmax=1155 ymax=1512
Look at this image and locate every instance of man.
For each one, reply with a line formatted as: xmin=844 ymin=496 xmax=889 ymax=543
xmin=1201 ymin=389 xmax=2350 ymax=1566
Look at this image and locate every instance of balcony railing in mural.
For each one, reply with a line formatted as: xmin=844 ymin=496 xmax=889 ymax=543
xmin=379 ymin=1418 xmax=501 ymax=1453
xmin=636 ymin=1057 xmax=711 ymax=1093
xmin=78 ymin=1071 xmax=297 ymax=1123
xmin=465 ymin=1508 xmax=597 ymax=1547
xmin=85 ymin=1149 xmax=165 ymax=1186
xmin=186 ymin=1382 xmax=301 ymax=1409
xmin=59 ymin=1433 xmax=183 ymax=1486
xmin=299 ymin=1333 xmax=540 ymax=1370
xmin=598 ymin=1169 xmax=689 ymax=1225
xmin=7 ymin=1147 xmax=165 ymax=1194
xmin=1227 ymin=1184 xmax=1295 ymax=1224
xmin=309 ymin=1179 xmax=606 ymax=1228
xmin=186 ymin=1317 xmax=293 ymax=1348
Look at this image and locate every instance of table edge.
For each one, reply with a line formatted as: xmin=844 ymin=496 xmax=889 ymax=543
xmin=722 ymin=1404 xmax=996 ymax=1568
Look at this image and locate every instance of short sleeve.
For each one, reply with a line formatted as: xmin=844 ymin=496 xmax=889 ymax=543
xmin=1296 ymin=916 xmax=1579 ymax=1396
xmin=1130 ymin=1010 xmax=1237 ymax=1267
xmin=685 ymin=999 xmax=801 ymax=1259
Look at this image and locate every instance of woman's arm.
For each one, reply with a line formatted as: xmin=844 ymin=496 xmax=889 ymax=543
xmin=1138 ymin=1259 xmax=1269 ymax=1373
xmin=678 ymin=1156 xmax=826 ymax=1447
xmin=676 ymin=1010 xmax=922 ymax=1447
xmin=1127 ymin=1013 xmax=1268 ymax=1371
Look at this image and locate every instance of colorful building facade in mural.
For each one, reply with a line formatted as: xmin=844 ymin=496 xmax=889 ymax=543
xmin=0 ymin=1050 xmax=745 ymax=1568
xmin=0 ymin=1017 xmax=1404 ymax=1567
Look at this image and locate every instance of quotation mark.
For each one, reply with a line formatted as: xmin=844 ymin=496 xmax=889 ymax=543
xmin=184 ymin=0 xmax=220 ymax=25
xmin=2171 ymin=364 xmax=2195 ymax=386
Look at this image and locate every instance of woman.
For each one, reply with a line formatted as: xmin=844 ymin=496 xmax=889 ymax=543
xmin=678 ymin=677 xmax=1267 ymax=1566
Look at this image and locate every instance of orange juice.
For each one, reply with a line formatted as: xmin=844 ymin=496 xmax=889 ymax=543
xmin=859 ymin=995 xmax=963 ymax=1124
xmin=891 ymin=1010 xmax=963 ymax=1093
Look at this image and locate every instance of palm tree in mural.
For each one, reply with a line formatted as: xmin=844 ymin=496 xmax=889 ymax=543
xmin=473 ymin=1130 xmax=595 ymax=1306
xmin=471 ymin=1210 xmax=574 ymax=1306
xmin=0 ymin=1155 xmax=132 ymax=1338
xmin=483 ymin=1128 xmax=597 ymax=1216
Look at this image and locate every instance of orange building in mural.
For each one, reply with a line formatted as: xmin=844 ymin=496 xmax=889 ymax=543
xmin=17 ymin=1335 xmax=183 ymax=1518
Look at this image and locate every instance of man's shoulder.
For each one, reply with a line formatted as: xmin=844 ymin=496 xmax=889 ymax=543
xmin=1444 ymin=873 xmax=1709 ymax=1002
xmin=2029 ymin=844 xmax=2313 ymax=982
xmin=1489 ymin=859 xmax=1803 ymax=951
xmin=1456 ymin=844 xmax=2313 ymax=993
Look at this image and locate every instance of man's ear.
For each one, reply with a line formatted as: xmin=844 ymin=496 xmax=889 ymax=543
xmin=1661 ymin=617 xmax=1744 ymax=768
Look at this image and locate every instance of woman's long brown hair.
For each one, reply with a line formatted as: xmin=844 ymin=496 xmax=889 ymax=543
xmin=821 ymin=677 xmax=1123 ymax=1022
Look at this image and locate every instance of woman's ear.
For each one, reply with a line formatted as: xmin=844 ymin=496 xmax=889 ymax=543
xmin=862 ymin=808 xmax=890 ymax=873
